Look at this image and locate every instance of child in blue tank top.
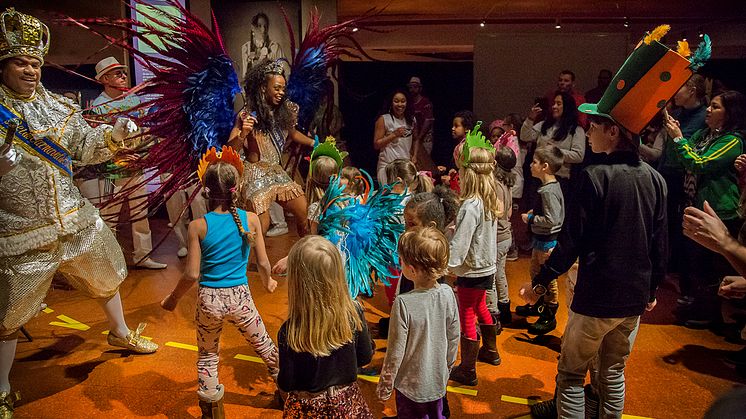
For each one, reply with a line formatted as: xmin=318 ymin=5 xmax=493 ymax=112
xmin=161 ymin=158 xmax=278 ymax=416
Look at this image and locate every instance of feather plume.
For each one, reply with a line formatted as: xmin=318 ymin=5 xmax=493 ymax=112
xmin=689 ymin=34 xmax=711 ymax=71
xmin=318 ymin=170 xmax=405 ymax=298
xmin=56 ymin=0 xmax=240 ymax=222
xmin=283 ymin=6 xmax=378 ymax=132
xmin=677 ymin=40 xmax=691 ymax=57
xmin=644 ymin=24 xmax=671 ymax=45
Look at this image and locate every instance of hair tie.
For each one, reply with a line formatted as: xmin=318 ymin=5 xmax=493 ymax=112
xmin=229 ymin=186 xmax=237 ymax=193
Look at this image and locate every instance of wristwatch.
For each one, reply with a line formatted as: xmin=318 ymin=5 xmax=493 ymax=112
xmin=532 ymin=283 xmax=547 ymax=296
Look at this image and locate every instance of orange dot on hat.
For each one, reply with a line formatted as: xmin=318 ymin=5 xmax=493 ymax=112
xmin=616 ymin=80 xmax=625 ymax=90
xmin=660 ymin=71 xmax=671 ymax=81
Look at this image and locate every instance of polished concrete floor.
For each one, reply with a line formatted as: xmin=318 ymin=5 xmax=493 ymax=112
xmin=9 ymin=219 xmax=746 ymax=418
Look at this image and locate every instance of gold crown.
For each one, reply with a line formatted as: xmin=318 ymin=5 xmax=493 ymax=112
xmin=0 ymin=8 xmax=50 ymax=64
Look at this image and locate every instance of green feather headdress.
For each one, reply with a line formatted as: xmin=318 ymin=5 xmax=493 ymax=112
xmin=309 ymin=135 xmax=348 ymax=175
xmin=461 ymin=121 xmax=495 ymax=166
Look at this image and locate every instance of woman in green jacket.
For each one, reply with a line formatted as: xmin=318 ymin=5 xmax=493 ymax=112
xmin=665 ymin=89 xmax=746 ymax=328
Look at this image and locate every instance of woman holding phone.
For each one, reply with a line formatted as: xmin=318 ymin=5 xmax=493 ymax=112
xmin=374 ymin=89 xmax=418 ymax=186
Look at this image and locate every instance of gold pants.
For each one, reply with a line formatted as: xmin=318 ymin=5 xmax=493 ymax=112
xmin=0 ymin=217 xmax=127 ymax=337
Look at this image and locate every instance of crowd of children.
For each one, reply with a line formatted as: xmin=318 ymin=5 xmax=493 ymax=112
xmin=149 ymin=41 xmax=746 ymax=419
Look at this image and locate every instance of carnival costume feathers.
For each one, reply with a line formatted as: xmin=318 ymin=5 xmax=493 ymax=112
xmin=59 ymin=0 xmax=239 ymax=220
xmin=317 ymin=170 xmax=405 ymax=298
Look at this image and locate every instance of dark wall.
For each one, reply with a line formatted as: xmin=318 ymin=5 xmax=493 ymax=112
xmin=338 ymin=61 xmax=473 ymax=177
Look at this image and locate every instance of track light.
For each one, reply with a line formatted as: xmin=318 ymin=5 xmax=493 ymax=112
xmin=352 ymin=27 xmax=359 ymax=32
xmin=698 ymin=29 xmax=704 ymax=38
xmin=480 ymin=20 xmax=485 ymax=28
xmin=555 ymin=19 xmax=561 ymax=29
xmin=623 ymin=18 xmax=630 ymax=28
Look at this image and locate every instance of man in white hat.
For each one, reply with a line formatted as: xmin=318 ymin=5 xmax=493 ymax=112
xmin=85 ymin=56 xmax=167 ymax=269
xmin=408 ymin=76 xmax=435 ymax=159
xmin=0 ymin=9 xmax=159 ymax=417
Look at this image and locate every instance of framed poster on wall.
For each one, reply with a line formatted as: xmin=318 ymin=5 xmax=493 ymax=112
xmin=212 ymin=0 xmax=300 ymax=81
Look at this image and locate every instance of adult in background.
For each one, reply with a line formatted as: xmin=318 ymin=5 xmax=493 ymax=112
xmin=374 ymin=89 xmax=416 ymax=187
xmin=408 ymin=76 xmax=435 ymax=160
xmin=665 ymin=90 xmax=746 ymax=328
xmin=546 ymin=70 xmax=587 ymax=127
xmin=657 ymin=74 xmax=708 ymax=298
xmin=521 ymin=91 xmax=586 ymax=201
xmin=0 ymin=8 xmax=158 ymax=417
xmin=584 ymin=69 xmax=612 ymax=104
xmin=89 ymin=56 xmax=167 ymax=269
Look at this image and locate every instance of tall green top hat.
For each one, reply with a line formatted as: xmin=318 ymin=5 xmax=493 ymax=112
xmin=579 ymin=25 xmax=711 ymax=134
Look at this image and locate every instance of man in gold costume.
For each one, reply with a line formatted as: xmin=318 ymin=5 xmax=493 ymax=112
xmin=0 ymin=8 xmax=158 ymax=417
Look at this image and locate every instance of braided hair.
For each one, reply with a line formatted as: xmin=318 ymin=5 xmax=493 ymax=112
xmin=202 ymin=162 xmax=255 ymax=245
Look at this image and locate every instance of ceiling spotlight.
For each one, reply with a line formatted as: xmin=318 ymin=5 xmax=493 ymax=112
xmin=698 ymin=30 xmax=704 ymax=38
xmin=555 ymin=19 xmax=561 ymax=29
xmin=480 ymin=20 xmax=485 ymax=27
xmin=352 ymin=27 xmax=359 ymax=32
xmin=623 ymin=18 xmax=630 ymax=28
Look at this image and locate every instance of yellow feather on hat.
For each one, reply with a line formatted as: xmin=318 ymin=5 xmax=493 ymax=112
xmin=677 ymin=40 xmax=691 ymax=57
xmin=644 ymin=24 xmax=671 ymax=45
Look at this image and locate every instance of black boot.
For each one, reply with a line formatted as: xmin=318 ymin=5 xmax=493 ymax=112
xmin=489 ymin=312 xmax=503 ymax=335
xmin=584 ymin=384 xmax=599 ymax=419
xmin=528 ymin=303 xmax=558 ymax=335
xmin=515 ymin=301 xmax=541 ymax=317
xmin=449 ymin=336 xmax=479 ymax=386
xmin=477 ymin=323 xmax=502 ymax=365
xmin=498 ymin=301 xmax=513 ymax=325
xmin=530 ymin=398 xmax=557 ymax=418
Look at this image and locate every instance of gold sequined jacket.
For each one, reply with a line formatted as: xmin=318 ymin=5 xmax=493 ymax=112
xmin=0 ymin=84 xmax=114 ymax=257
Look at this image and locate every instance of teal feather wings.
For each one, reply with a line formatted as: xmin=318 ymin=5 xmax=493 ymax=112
xmin=318 ymin=170 xmax=405 ymax=298
xmin=689 ymin=34 xmax=711 ymax=71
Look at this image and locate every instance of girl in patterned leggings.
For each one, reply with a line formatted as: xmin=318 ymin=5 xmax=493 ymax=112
xmin=161 ymin=151 xmax=279 ymax=419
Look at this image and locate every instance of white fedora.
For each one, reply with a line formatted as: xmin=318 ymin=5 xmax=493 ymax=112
xmin=95 ymin=57 xmax=127 ymax=80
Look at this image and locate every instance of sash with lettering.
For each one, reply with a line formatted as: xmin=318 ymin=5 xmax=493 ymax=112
xmin=0 ymin=102 xmax=73 ymax=177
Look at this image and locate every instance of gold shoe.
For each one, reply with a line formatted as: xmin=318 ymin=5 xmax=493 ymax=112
xmin=107 ymin=323 xmax=159 ymax=354
xmin=0 ymin=391 xmax=20 ymax=419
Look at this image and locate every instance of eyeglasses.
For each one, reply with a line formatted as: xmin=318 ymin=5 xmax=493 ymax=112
xmin=106 ymin=70 xmax=127 ymax=79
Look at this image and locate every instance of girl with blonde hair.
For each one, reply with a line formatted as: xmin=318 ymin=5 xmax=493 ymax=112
xmin=161 ymin=152 xmax=279 ymax=418
xmin=305 ymin=155 xmax=340 ymax=234
xmin=278 ymin=235 xmax=374 ymax=418
xmin=448 ymin=125 xmax=502 ymax=386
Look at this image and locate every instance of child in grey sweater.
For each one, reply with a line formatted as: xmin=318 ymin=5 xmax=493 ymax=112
xmin=519 ymin=145 xmax=565 ymax=335
xmin=377 ymin=227 xmax=460 ymax=418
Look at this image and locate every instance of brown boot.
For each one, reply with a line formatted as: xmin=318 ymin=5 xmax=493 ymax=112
xmin=0 ymin=391 xmax=20 ymax=419
xmin=477 ymin=323 xmax=502 ymax=365
xmin=449 ymin=336 xmax=479 ymax=386
xmin=198 ymin=385 xmax=225 ymax=419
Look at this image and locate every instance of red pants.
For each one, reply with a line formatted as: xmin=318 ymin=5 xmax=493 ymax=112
xmin=457 ymin=287 xmax=493 ymax=339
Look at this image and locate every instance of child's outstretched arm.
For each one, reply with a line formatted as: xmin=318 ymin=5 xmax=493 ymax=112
xmin=161 ymin=219 xmax=205 ymax=311
xmin=248 ymin=212 xmax=278 ymax=293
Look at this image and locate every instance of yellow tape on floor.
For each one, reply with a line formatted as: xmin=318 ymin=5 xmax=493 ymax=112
xmin=42 ymin=307 xmax=54 ymax=314
xmin=235 ymin=354 xmax=264 ymax=364
xmin=49 ymin=315 xmax=90 ymax=331
xmin=165 ymin=341 xmax=198 ymax=351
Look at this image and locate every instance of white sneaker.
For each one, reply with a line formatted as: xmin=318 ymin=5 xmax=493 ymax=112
xmin=266 ymin=224 xmax=289 ymax=237
xmin=135 ymin=257 xmax=168 ymax=269
xmin=177 ymin=247 xmax=188 ymax=258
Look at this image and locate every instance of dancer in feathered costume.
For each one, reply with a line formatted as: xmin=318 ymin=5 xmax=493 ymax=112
xmin=228 ymin=59 xmax=315 ymax=236
xmin=229 ymin=8 xmax=376 ymax=235
xmin=0 ymin=8 xmax=158 ymax=418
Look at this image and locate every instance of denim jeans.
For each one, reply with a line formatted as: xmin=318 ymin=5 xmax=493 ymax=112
xmin=557 ymin=310 xmax=640 ymax=419
xmin=486 ymin=239 xmax=512 ymax=312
